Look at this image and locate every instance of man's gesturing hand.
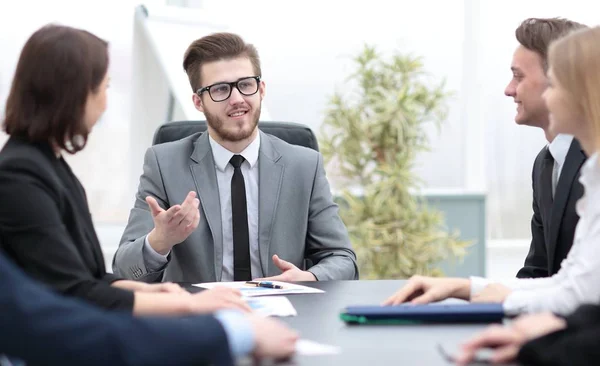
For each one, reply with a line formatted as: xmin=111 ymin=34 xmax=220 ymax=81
xmin=146 ymin=191 xmax=200 ymax=254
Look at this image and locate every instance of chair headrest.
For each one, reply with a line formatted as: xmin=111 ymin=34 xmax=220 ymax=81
xmin=152 ymin=121 xmax=320 ymax=151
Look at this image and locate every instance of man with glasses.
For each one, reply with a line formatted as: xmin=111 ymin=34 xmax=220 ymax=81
xmin=114 ymin=32 xmax=358 ymax=284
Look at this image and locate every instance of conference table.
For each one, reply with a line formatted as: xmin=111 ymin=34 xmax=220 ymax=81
xmin=188 ymin=280 xmax=518 ymax=365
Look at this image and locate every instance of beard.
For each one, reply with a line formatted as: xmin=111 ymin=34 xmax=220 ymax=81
xmin=204 ymin=104 xmax=261 ymax=142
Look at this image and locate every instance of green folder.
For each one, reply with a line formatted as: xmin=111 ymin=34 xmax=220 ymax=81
xmin=339 ymin=313 xmax=421 ymax=325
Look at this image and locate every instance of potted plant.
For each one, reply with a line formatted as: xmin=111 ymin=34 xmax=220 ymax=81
xmin=320 ymin=45 xmax=471 ymax=279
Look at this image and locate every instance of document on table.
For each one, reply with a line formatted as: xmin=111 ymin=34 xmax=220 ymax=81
xmin=246 ymin=296 xmax=298 ymax=317
xmin=193 ymin=281 xmax=325 ymax=297
xmin=238 ymin=339 xmax=341 ymax=364
xmin=296 ymin=339 xmax=341 ymax=355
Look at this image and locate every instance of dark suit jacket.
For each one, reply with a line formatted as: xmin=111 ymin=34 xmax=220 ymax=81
xmin=0 ymin=250 xmax=233 ymax=366
xmin=519 ymin=304 xmax=600 ymax=366
xmin=517 ymin=139 xmax=586 ymax=278
xmin=0 ymin=137 xmax=134 ymax=310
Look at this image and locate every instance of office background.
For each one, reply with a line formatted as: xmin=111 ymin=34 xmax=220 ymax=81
xmin=0 ymin=0 xmax=597 ymax=278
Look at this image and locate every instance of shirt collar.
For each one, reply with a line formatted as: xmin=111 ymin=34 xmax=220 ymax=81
xmin=580 ymin=152 xmax=600 ymax=188
xmin=208 ymin=132 xmax=260 ymax=172
xmin=548 ymin=134 xmax=574 ymax=167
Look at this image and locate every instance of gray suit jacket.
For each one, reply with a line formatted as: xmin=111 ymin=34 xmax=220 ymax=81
xmin=113 ymin=130 xmax=358 ymax=283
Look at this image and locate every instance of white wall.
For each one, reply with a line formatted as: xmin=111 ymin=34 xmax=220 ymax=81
xmin=2 ymin=0 xmax=600 ymax=241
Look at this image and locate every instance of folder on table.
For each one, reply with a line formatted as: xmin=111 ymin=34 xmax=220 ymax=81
xmin=340 ymin=303 xmax=505 ymax=324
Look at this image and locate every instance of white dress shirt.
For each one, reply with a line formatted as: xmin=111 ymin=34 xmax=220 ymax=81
xmin=143 ymin=133 xmax=262 ymax=281
xmin=548 ymin=134 xmax=574 ymax=198
xmin=470 ymin=152 xmax=600 ymax=316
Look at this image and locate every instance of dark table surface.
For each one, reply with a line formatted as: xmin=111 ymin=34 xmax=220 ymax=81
xmin=189 ymin=280 xmax=513 ymax=366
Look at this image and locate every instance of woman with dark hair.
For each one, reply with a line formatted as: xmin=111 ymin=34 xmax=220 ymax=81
xmin=0 ymin=24 xmax=249 ymax=315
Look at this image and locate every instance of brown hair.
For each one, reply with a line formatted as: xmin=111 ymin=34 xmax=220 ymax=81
xmin=515 ymin=17 xmax=587 ymax=71
xmin=549 ymin=26 xmax=600 ymax=153
xmin=182 ymin=32 xmax=261 ymax=92
xmin=2 ymin=24 xmax=108 ymax=154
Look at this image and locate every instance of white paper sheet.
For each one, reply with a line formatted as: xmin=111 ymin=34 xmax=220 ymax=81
xmin=193 ymin=281 xmax=325 ymax=297
xmin=246 ymin=296 xmax=298 ymax=317
xmin=296 ymin=339 xmax=341 ymax=356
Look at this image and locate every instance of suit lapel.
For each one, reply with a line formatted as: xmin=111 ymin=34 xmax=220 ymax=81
xmin=547 ymin=139 xmax=586 ymax=271
xmin=257 ymin=132 xmax=284 ymax=275
xmin=189 ymin=132 xmax=224 ymax=281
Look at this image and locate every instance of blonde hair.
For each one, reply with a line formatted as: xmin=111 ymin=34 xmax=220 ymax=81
xmin=549 ymin=26 xmax=600 ymax=153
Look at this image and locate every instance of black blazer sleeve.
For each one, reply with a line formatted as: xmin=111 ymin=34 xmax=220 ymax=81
xmin=0 ymin=252 xmax=233 ymax=366
xmin=517 ymin=151 xmax=549 ymax=278
xmin=0 ymin=159 xmax=134 ymax=310
xmin=518 ymin=305 xmax=600 ymax=366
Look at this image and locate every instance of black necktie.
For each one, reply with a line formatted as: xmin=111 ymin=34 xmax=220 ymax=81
xmin=541 ymin=146 xmax=555 ymax=206
xmin=230 ymin=155 xmax=251 ymax=281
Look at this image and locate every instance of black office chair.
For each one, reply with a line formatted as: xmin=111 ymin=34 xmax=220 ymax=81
xmin=152 ymin=121 xmax=319 ymax=151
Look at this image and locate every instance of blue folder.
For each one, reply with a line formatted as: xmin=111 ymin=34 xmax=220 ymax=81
xmin=340 ymin=303 xmax=505 ymax=324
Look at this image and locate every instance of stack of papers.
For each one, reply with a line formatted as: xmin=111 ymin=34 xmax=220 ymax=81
xmin=246 ymin=296 xmax=298 ymax=317
xmin=193 ymin=281 xmax=325 ymax=297
xmin=194 ymin=281 xmax=324 ymax=317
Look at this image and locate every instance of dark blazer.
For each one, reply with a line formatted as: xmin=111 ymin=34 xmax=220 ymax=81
xmin=0 ymin=137 xmax=134 ymax=310
xmin=0 ymin=250 xmax=233 ymax=366
xmin=517 ymin=139 xmax=586 ymax=278
xmin=519 ymin=304 xmax=600 ymax=366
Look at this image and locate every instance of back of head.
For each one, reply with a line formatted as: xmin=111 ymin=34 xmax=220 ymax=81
xmin=515 ymin=17 xmax=587 ymax=71
xmin=2 ymin=24 xmax=108 ymax=154
xmin=182 ymin=32 xmax=261 ymax=92
xmin=549 ymin=26 xmax=600 ymax=152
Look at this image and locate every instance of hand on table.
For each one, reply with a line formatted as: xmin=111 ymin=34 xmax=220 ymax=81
xmin=455 ymin=312 xmax=567 ymax=365
xmin=248 ymin=315 xmax=299 ymax=360
xmin=383 ymin=276 xmax=471 ymax=305
xmin=255 ymin=255 xmax=317 ymax=282
xmin=189 ymin=287 xmax=252 ymax=313
xmin=112 ymin=280 xmax=187 ymax=294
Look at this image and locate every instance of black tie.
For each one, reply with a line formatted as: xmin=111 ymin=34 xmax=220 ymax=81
xmin=230 ymin=155 xmax=251 ymax=281
xmin=541 ymin=146 xmax=555 ymax=206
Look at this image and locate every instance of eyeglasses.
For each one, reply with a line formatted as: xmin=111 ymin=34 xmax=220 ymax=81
xmin=196 ymin=76 xmax=261 ymax=102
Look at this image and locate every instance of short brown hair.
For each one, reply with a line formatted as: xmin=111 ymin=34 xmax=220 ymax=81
xmin=182 ymin=32 xmax=261 ymax=92
xmin=2 ymin=24 xmax=108 ymax=154
xmin=515 ymin=17 xmax=587 ymax=71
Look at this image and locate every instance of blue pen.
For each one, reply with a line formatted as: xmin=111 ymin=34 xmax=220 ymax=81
xmin=246 ymin=281 xmax=283 ymax=289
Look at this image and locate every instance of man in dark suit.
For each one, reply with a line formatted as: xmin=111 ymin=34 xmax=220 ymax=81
xmin=504 ymin=18 xmax=587 ymax=278
xmin=0 ymin=250 xmax=297 ymax=366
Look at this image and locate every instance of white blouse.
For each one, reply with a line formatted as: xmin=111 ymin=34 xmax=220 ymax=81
xmin=471 ymin=152 xmax=600 ymax=316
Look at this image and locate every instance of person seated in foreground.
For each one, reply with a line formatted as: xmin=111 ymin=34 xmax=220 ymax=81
xmin=0 ymin=249 xmax=297 ymax=366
